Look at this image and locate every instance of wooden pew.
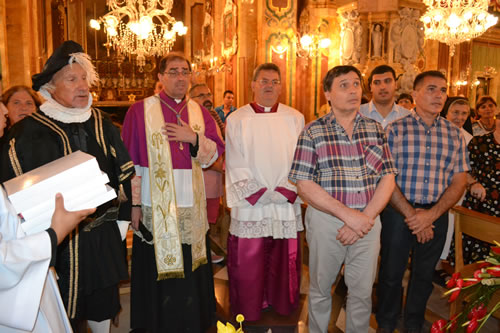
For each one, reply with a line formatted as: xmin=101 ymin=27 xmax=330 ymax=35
xmin=450 ymin=206 xmax=500 ymax=319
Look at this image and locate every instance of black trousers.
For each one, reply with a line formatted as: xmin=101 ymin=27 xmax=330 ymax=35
xmin=376 ymin=203 xmax=448 ymax=331
xmin=130 ymin=233 xmax=216 ymax=333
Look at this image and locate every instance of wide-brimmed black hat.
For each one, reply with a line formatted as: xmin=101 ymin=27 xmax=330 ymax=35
xmin=32 ymin=40 xmax=84 ymax=91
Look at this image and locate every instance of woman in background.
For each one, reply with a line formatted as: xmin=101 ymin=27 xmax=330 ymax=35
xmin=448 ymin=116 xmax=500 ymax=266
xmin=2 ymin=85 xmax=40 ymax=126
xmin=441 ymin=96 xmax=473 ymax=141
xmin=472 ymin=95 xmax=497 ymax=136
xmin=0 ymin=95 xmax=7 ymax=138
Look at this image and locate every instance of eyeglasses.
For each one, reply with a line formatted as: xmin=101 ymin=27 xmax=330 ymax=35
xmin=163 ymin=70 xmax=192 ymax=78
xmin=191 ymin=92 xmax=212 ymax=99
xmin=256 ymin=79 xmax=281 ymax=86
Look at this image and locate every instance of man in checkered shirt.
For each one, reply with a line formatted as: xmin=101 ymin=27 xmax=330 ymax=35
xmin=376 ymin=71 xmax=470 ymax=333
xmin=289 ymin=65 xmax=397 ymax=333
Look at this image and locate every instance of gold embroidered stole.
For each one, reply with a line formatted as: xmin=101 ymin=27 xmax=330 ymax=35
xmin=143 ymin=96 xmax=208 ymax=280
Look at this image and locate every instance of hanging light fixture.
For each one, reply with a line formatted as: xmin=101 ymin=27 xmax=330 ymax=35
xmin=191 ymin=53 xmax=232 ymax=76
xmin=89 ymin=0 xmax=187 ymax=68
xmin=296 ymin=30 xmax=331 ymax=59
xmin=420 ymin=0 xmax=498 ymax=56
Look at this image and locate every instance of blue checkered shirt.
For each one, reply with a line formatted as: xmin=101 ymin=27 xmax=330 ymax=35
xmin=386 ymin=111 xmax=470 ymax=204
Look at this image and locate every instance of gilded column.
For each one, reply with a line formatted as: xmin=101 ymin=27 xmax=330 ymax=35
xmin=2 ymin=0 xmax=42 ymax=87
xmin=235 ymin=0 xmax=258 ymax=105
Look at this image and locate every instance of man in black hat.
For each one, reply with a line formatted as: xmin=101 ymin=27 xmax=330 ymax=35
xmin=0 ymin=40 xmax=135 ymax=333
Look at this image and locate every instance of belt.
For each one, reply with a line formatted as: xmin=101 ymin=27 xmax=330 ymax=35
xmin=410 ymin=202 xmax=436 ymax=209
xmin=81 ymin=205 xmax=119 ymax=232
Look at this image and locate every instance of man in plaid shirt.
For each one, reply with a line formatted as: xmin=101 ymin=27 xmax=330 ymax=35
xmin=376 ymin=71 xmax=470 ymax=333
xmin=289 ymin=65 xmax=397 ymax=333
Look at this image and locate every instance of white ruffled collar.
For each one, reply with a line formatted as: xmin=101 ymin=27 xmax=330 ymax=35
xmin=39 ymin=88 xmax=92 ymax=123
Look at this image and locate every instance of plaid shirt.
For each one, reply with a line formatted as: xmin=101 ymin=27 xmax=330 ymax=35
xmin=289 ymin=112 xmax=397 ymax=210
xmin=386 ymin=111 xmax=470 ymax=205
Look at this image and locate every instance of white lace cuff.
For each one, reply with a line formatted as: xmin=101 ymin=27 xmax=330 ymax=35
xmin=195 ymin=134 xmax=217 ymax=165
xmin=131 ymin=175 xmax=142 ymax=205
xmin=227 ymin=178 xmax=264 ymax=207
xmin=229 ymin=215 xmax=304 ymax=239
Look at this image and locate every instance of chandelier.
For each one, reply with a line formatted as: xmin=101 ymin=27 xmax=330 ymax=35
xmin=296 ymin=30 xmax=331 ymax=59
xmin=89 ymin=0 xmax=187 ymax=67
xmin=421 ymin=0 xmax=498 ymax=56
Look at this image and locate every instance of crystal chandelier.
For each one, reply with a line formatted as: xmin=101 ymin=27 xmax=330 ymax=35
xmin=421 ymin=0 xmax=498 ymax=56
xmin=296 ymin=31 xmax=331 ymax=59
xmin=89 ymin=0 xmax=187 ymax=68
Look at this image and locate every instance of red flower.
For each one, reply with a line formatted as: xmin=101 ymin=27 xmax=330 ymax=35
xmin=468 ymin=303 xmax=487 ymax=320
xmin=466 ymin=317 xmax=478 ymax=333
xmin=475 ymin=303 xmax=487 ymax=319
xmin=431 ymin=319 xmax=447 ymax=333
xmin=463 ymin=278 xmax=480 ymax=287
xmin=486 ymin=266 xmax=500 ymax=277
xmin=447 ymin=272 xmax=461 ymax=288
xmin=478 ymin=262 xmax=491 ymax=269
xmin=488 ymin=270 xmax=500 ymax=277
xmin=449 ymin=289 xmax=461 ymax=303
xmin=448 ymin=279 xmax=464 ymax=303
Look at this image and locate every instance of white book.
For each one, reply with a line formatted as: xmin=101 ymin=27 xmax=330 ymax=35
xmin=4 ymin=151 xmax=103 ymax=212
xmin=3 ymin=151 xmax=118 ymax=235
xmin=21 ymin=185 xmax=117 ymax=235
xmin=20 ymin=172 xmax=110 ymax=221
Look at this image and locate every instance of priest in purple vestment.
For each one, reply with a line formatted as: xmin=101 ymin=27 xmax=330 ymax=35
xmin=121 ymin=53 xmax=224 ymax=333
xmin=225 ymin=63 xmax=305 ymax=321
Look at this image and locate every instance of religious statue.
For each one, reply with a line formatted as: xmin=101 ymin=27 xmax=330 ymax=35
xmin=372 ymin=24 xmax=382 ymax=58
xmin=390 ymin=21 xmax=402 ymax=63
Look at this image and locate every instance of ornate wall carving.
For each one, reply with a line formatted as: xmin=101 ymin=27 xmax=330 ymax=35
xmin=340 ymin=10 xmax=362 ymax=65
xmin=390 ymin=7 xmax=425 ymax=93
xmin=390 ymin=7 xmax=424 ymax=64
xmin=221 ymin=0 xmax=238 ymax=60
xmin=262 ymin=0 xmax=297 ymax=106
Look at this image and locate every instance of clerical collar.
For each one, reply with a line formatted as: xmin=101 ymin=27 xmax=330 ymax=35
xmin=160 ymin=91 xmax=185 ymax=105
xmin=250 ymin=102 xmax=279 ymax=113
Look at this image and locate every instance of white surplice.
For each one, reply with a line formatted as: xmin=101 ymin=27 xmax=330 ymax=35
xmin=225 ymin=103 xmax=305 ymax=239
xmin=0 ymin=188 xmax=71 ymax=332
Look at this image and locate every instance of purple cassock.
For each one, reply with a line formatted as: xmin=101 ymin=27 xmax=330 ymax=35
xmin=227 ymin=235 xmax=301 ymax=320
xmin=122 ymin=91 xmax=224 ymax=169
